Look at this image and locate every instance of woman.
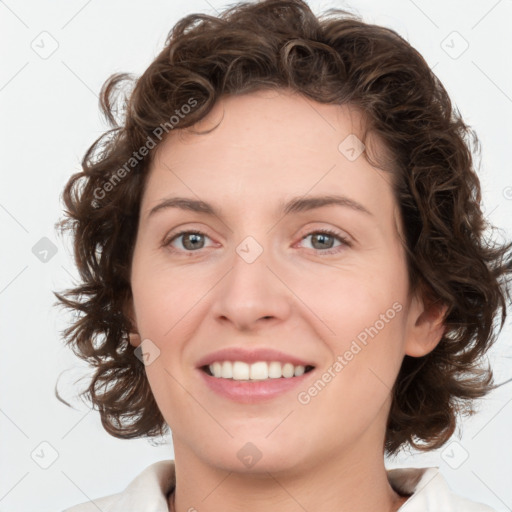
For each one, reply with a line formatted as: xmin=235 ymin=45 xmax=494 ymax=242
xmin=56 ymin=1 xmax=511 ymax=510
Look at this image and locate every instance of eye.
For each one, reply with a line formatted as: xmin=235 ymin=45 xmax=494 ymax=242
xmin=298 ymin=229 xmax=351 ymax=255
xmin=162 ymin=228 xmax=351 ymax=256
xmin=163 ymin=230 xmax=213 ymax=252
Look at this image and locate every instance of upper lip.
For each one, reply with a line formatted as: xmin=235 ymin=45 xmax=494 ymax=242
xmin=196 ymin=347 xmax=316 ymax=368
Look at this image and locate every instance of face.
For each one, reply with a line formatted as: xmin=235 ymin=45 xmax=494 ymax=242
xmin=129 ymin=89 xmax=434 ymax=475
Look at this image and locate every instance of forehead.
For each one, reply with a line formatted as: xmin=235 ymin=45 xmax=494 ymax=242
xmin=167 ymin=88 xmax=369 ymax=157
xmin=142 ymin=89 xmax=396 ymax=222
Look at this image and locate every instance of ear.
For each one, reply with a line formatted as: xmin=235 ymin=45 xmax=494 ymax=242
xmin=123 ymin=296 xmax=141 ymax=348
xmin=128 ymin=332 xmax=142 ymax=348
xmin=404 ymin=287 xmax=448 ymax=358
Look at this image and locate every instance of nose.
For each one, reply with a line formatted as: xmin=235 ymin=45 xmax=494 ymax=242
xmin=210 ymin=244 xmax=293 ymax=332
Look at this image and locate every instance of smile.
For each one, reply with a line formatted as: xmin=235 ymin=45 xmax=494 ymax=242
xmin=204 ymin=361 xmax=315 ymax=380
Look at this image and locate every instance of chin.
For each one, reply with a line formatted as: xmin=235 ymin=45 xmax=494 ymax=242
xmin=199 ymin=436 xmax=306 ymax=475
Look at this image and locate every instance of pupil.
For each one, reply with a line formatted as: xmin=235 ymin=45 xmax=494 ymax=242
xmin=313 ymin=233 xmax=333 ymax=249
xmin=184 ymin=233 xmax=203 ymax=250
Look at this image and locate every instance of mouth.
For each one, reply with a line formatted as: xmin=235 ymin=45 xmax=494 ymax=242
xmin=195 ymin=347 xmax=317 ymax=402
xmin=197 ymin=361 xmax=317 ymax=403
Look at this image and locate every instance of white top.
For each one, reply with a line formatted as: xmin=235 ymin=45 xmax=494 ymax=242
xmin=63 ymin=459 xmax=496 ymax=512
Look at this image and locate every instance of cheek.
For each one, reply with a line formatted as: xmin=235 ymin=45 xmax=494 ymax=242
xmin=293 ymin=264 xmax=407 ymax=411
xmin=295 ymin=307 xmax=406 ymax=446
xmin=131 ymin=280 xmax=197 ymax=427
xmin=291 ymin=261 xmax=407 ymax=347
xmin=129 ymin=257 xmax=214 ymax=417
xmin=130 ymin=255 xmax=209 ymax=336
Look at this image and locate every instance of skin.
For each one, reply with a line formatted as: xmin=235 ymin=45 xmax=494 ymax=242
xmin=127 ymin=88 xmax=447 ymax=512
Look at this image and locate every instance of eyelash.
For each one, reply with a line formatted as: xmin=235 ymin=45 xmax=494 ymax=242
xmin=162 ymin=228 xmax=351 ymax=256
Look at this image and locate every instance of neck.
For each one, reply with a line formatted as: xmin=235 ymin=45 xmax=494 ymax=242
xmin=169 ymin=434 xmax=408 ymax=512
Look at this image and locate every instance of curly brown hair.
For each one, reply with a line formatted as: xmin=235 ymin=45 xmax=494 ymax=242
xmin=54 ymin=0 xmax=512 ymax=456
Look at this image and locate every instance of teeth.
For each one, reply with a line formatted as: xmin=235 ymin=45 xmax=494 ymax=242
xmin=233 ymin=361 xmax=250 ymax=380
xmin=268 ymin=361 xmax=282 ymax=378
xmin=282 ymin=362 xmax=294 ymax=378
xmin=221 ymin=361 xmax=233 ymax=379
xmin=207 ymin=361 xmax=310 ymax=380
xmin=249 ymin=361 xmax=268 ymax=380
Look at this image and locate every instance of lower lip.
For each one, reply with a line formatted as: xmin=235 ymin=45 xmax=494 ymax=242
xmin=197 ymin=368 xmax=314 ymax=403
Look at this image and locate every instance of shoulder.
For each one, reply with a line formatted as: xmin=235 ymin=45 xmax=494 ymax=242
xmin=387 ymin=466 xmax=497 ymax=512
xmin=63 ymin=459 xmax=175 ymax=512
xmin=62 ymin=493 xmax=120 ymax=512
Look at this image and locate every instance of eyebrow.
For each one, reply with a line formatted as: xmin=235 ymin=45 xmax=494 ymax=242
xmin=147 ymin=194 xmax=373 ymax=219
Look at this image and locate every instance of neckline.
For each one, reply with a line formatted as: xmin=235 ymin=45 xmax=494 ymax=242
xmin=163 ymin=465 xmax=430 ymax=511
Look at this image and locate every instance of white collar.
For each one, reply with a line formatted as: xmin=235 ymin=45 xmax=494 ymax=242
xmin=65 ymin=460 xmax=496 ymax=512
xmin=387 ymin=466 xmax=495 ymax=511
